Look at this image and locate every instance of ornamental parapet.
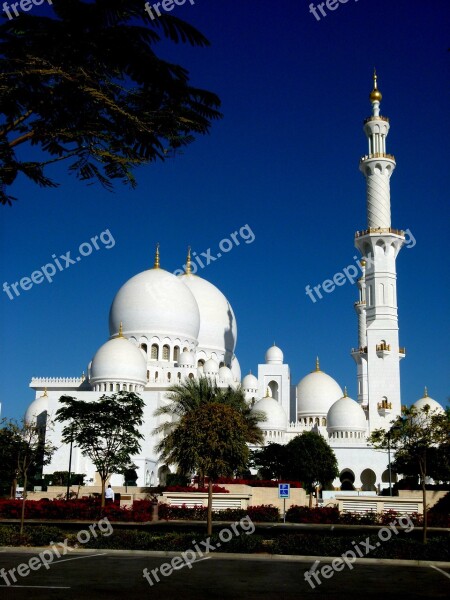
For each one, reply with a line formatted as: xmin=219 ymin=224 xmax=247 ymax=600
xmin=378 ymin=399 xmax=392 ymax=410
xmin=364 ymin=115 xmax=390 ymax=124
xmin=30 ymin=377 xmax=84 ymax=384
xmin=351 ymin=346 xmax=367 ymax=354
xmin=360 ymin=152 xmax=396 ymax=162
xmin=355 ymin=227 xmax=404 ymax=238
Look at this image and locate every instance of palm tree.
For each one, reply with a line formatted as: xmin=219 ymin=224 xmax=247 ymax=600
xmin=0 ymin=0 xmax=221 ymax=205
xmin=154 ymin=378 xmax=265 ymax=534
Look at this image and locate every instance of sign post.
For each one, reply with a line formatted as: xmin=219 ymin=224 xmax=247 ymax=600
xmin=278 ymin=483 xmax=290 ymax=523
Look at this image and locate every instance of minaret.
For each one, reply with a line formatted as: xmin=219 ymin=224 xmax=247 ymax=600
xmin=353 ymin=72 xmax=406 ymax=431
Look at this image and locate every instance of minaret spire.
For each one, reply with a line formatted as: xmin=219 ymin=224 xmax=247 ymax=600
xmin=185 ymin=246 xmax=192 ymax=275
xmin=153 ymin=243 xmax=160 ymax=269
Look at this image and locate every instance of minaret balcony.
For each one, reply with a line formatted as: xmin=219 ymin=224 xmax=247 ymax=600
xmin=360 ymin=152 xmax=396 ymax=162
xmin=376 ymin=342 xmax=391 ymax=357
xmin=355 ymin=227 xmax=404 ymax=238
xmin=399 ymin=347 xmax=406 ymax=359
xmin=377 ymin=399 xmax=393 ymax=416
xmin=364 ymin=115 xmax=390 ymax=124
xmin=351 ymin=346 xmax=367 ymax=356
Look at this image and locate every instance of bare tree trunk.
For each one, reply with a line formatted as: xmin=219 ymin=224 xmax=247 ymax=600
xmin=421 ymin=460 xmax=427 ymax=545
xmin=20 ymin=473 xmax=27 ymax=536
xmin=207 ymin=479 xmax=213 ymax=536
xmin=10 ymin=478 xmax=17 ymax=500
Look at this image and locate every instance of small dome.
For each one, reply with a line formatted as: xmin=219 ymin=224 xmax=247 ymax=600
xmin=242 ymin=373 xmax=258 ymax=390
xmin=25 ymin=392 xmax=49 ymax=423
xmin=219 ymin=366 xmax=233 ymax=381
xmin=412 ymin=389 xmax=444 ymax=415
xmin=297 ymin=363 xmax=343 ymax=417
xmin=203 ymin=358 xmax=219 ymax=375
xmin=327 ymin=394 xmax=367 ymax=433
xmin=90 ymin=337 xmax=147 ymax=386
xmin=265 ymin=344 xmax=283 ymax=364
xmin=251 ymin=395 xmax=287 ymax=430
xmin=178 ymin=351 xmax=195 ymax=367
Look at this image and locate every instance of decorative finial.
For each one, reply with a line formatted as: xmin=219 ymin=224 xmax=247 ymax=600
xmin=118 ymin=322 xmax=123 ymax=338
xmin=424 ymin=386 xmax=428 ymax=398
xmin=186 ymin=246 xmax=192 ymax=275
xmin=360 ymin=259 xmax=366 ymax=268
xmin=344 ymin=386 xmax=348 ymax=397
xmin=42 ymin=387 xmax=48 ymax=397
xmin=266 ymin=387 xmax=270 ymax=397
xmin=153 ymin=243 xmax=160 ymax=269
xmin=370 ymin=69 xmax=382 ymax=104
xmin=315 ymin=356 xmax=320 ymax=372
xmin=81 ymin=371 xmax=85 ymax=380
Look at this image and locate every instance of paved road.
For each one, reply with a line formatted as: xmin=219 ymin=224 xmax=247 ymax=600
xmin=0 ymin=550 xmax=449 ymax=599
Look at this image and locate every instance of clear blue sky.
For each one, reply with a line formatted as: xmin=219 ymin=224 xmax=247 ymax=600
xmin=1 ymin=0 xmax=449 ymax=420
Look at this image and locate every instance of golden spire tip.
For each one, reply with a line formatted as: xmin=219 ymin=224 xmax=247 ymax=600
xmin=344 ymin=386 xmax=348 ymax=397
xmin=315 ymin=356 xmax=320 ymax=372
xmin=118 ymin=322 xmax=123 ymax=338
xmin=186 ymin=246 xmax=192 ymax=275
xmin=424 ymin=386 xmax=428 ymax=398
xmin=153 ymin=243 xmax=160 ymax=269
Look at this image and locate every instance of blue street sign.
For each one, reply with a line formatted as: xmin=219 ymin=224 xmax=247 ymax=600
xmin=278 ymin=483 xmax=290 ymax=498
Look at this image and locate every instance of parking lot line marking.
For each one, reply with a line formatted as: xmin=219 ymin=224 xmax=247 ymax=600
xmin=430 ymin=565 xmax=450 ymax=580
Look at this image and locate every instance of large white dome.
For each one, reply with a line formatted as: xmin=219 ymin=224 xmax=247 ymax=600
xmin=327 ymin=394 xmax=367 ymax=433
xmin=109 ymin=268 xmax=200 ymax=342
xmin=251 ymin=395 xmax=287 ymax=430
xmin=179 ymin=273 xmax=237 ymax=357
xmin=90 ymin=337 xmax=147 ymax=386
xmin=297 ymin=364 xmax=343 ymax=417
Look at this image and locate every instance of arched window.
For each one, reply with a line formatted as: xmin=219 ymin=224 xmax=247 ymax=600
xmin=146 ymin=370 xmax=149 ymax=381
xmin=167 ymin=372 xmax=171 ymax=381
xmin=177 ymin=372 xmax=181 ymax=380
xmin=322 ymin=418 xmax=326 ymax=426
xmin=162 ymin=345 xmax=170 ymax=360
xmin=151 ymin=344 xmax=159 ymax=360
xmin=183 ymin=347 xmax=188 ymax=353
xmin=268 ymin=380 xmax=279 ymax=401
xmin=123 ymin=384 xmax=127 ymax=391
xmin=188 ymin=373 xmax=194 ymax=379
xmin=116 ymin=383 xmax=120 ymax=391
xmin=174 ymin=346 xmax=180 ymax=362
xmin=155 ymin=371 xmax=158 ymax=381
xmin=140 ymin=343 xmax=147 ymax=354
xmin=109 ymin=383 xmax=113 ymax=392
xmin=198 ymin=359 xmax=205 ymax=367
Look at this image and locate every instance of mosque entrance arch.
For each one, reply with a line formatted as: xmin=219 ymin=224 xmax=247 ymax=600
xmin=339 ymin=469 xmax=355 ymax=491
xmin=361 ymin=468 xmax=377 ymax=491
xmin=381 ymin=469 xmax=397 ymax=483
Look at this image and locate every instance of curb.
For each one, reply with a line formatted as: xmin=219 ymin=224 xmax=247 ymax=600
xmin=1 ymin=546 xmax=449 ymax=568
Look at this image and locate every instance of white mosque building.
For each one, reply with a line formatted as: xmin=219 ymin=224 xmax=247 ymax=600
xmin=26 ymin=76 xmax=445 ymax=492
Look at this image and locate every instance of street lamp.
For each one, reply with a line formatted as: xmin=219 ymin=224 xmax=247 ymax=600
xmin=387 ymin=424 xmax=400 ymax=497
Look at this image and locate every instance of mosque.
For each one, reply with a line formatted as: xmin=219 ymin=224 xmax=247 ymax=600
xmin=25 ymin=75 xmax=444 ymax=492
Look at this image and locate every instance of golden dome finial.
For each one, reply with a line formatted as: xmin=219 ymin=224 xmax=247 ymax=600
xmin=370 ymin=68 xmax=382 ymax=103
xmin=344 ymin=386 xmax=348 ymax=398
xmin=186 ymin=246 xmax=192 ymax=275
xmin=424 ymin=386 xmax=428 ymax=398
xmin=118 ymin=322 xmax=123 ymax=338
xmin=153 ymin=243 xmax=160 ymax=269
xmin=315 ymin=356 xmax=320 ymax=372
xmin=266 ymin=387 xmax=270 ymax=397
xmin=42 ymin=387 xmax=48 ymax=397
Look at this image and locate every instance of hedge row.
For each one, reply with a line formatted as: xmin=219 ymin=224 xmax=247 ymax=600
xmin=215 ymin=478 xmax=302 ymax=488
xmin=157 ymin=503 xmax=280 ymax=522
xmin=0 ymin=525 xmax=447 ymax=561
xmin=0 ymin=498 xmax=153 ymax=522
xmin=285 ymin=506 xmax=450 ymax=527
